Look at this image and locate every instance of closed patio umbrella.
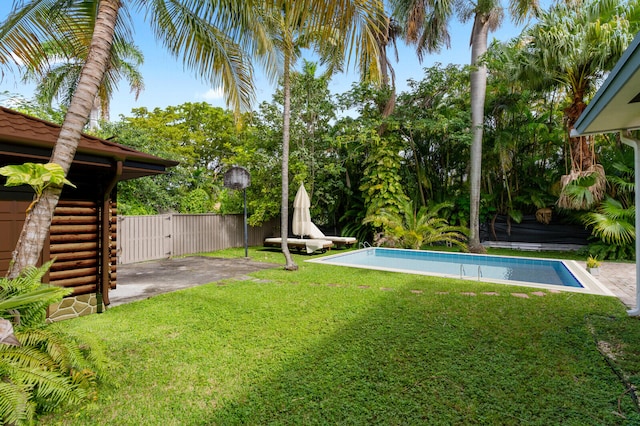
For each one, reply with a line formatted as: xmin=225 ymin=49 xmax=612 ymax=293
xmin=292 ymin=183 xmax=311 ymax=237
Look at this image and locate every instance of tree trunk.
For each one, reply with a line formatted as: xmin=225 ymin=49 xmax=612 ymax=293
xmin=468 ymin=13 xmax=490 ymax=254
xmin=281 ymin=52 xmax=298 ymax=271
xmin=7 ymin=0 xmax=120 ymax=278
xmin=565 ymin=95 xmax=593 ymax=172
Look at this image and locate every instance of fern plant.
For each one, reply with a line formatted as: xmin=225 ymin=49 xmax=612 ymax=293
xmin=0 ymin=263 xmax=107 ymax=424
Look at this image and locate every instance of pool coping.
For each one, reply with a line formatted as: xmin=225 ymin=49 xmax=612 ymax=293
xmin=307 ymin=248 xmax=616 ymax=297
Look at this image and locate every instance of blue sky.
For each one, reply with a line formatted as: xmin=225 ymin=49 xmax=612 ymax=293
xmin=0 ymin=3 xmax=542 ymax=119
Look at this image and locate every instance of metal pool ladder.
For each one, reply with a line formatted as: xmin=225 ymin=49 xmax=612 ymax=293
xmin=460 ymin=264 xmax=483 ymax=280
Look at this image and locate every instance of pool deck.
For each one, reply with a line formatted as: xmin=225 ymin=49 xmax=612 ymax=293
xmin=598 ymin=261 xmax=637 ymax=309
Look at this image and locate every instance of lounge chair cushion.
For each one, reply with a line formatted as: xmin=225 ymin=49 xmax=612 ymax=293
xmin=264 ymin=237 xmax=333 ymax=254
xmin=307 ymin=223 xmax=357 ymax=246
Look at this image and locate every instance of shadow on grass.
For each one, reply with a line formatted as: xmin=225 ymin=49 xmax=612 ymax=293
xmin=204 ymin=280 xmax=635 ymax=425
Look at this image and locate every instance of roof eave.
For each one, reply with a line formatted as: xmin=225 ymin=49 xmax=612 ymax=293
xmin=575 ymin=32 xmax=640 ymax=135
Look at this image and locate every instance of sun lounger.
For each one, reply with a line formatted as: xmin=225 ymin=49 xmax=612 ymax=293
xmin=263 ymin=237 xmax=334 ymax=254
xmin=307 ymin=223 xmax=357 ymax=248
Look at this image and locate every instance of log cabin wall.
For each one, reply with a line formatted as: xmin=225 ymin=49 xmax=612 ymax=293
xmin=109 ymin=200 xmax=117 ymax=294
xmin=46 ymin=198 xmax=118 ymax=322
xmin=47 ymin=199 xmax=100 ymax=321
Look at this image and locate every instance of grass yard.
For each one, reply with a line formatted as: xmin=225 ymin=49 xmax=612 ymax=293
xmin=42 ymin=248 xmax=640 ymax=425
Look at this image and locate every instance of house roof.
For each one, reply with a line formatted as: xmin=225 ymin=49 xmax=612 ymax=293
xmin=0 ymin=106 xmax=178 ymax=180
xmin=575 ymin=32 xmax=640 ymax=135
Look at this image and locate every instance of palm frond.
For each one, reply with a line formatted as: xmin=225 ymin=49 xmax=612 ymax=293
xmin=0 ymin=286 xmax=70 ymax=315
xmin=582 ymin=196 xmax=636 ymax=246
xmin=146 ymin=0 xmax=257 ymax=112
xmin=584 ymin=212 xmax=635 ymax=245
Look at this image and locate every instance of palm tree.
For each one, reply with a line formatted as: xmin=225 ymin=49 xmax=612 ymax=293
xmin=516 ymin=0 xmax=639 ymax=210
xmin=1 ymin=0 xmax=385 ymax=276
xmin=23 ymin=37 xmax=144 ymax=128
xmin=15 ymin=1 xmax=144 ymax=128
xmin=389 ymin=0 xmax=539 ymax=253
xmin=0 ymin=1 xmax=254 ymax=277
xmin=1 ymin=0 xmax=266 ymax=277
xmin=262 ymin=2 xmax=384 ymax=270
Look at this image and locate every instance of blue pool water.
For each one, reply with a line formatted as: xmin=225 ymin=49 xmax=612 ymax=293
xmin=311 ymin=247 xmax=583 ymax=288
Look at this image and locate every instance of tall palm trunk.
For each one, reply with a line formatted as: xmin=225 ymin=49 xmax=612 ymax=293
xmin=281 ymin=51 xmax=298 ymax=270
xmin=468 ymin=13 xmax=490 ymax=253
xmin=7 ymin=0 xmax=120 ymax=278
xmin=565 ymin=92 xmax=594 ymax=172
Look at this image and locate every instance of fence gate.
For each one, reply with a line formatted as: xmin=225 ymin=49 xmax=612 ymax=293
xmin=117 ymin=215 xmax=172 ymax=264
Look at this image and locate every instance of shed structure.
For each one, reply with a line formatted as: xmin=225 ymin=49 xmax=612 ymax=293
xmin=0 ymin=106 xmax=177 ymax=320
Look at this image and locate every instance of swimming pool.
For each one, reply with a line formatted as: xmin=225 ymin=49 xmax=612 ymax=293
xmin=308 ymin=247 xmax=614 ymax=296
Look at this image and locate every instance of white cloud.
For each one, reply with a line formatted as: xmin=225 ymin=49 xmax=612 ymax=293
xmin=198 ymin=87 xmax=224 ymax=100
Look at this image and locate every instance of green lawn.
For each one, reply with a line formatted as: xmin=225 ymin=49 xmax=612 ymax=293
xmin=43 ymin=248 xmax=640 ymax=425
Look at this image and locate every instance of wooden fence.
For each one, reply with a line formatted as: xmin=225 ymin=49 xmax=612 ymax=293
xmin=117 ymin=214 xmax=278 ymax=264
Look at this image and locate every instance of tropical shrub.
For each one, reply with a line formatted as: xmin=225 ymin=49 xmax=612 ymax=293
xmin=582 ymin=196 xmax=635 ymax=260
xmin=581 ymin=156 xmax=636 ymax=260
xmin=0 ymin=264 xmax=107 ymax=424
xmin=364 ymin=201 xmax=469 ymax=250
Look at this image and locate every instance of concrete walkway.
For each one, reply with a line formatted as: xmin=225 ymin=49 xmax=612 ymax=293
xmin=598 ymin=261 xmax=637 ymax=309
xmin=110 ymin=256 xmax=280 ymax=307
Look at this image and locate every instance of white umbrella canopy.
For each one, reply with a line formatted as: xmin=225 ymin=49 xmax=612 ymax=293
xmin=292 ymin=183 xmax=312 ymax=237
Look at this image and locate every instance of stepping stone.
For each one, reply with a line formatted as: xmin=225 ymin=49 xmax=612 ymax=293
xmin=358 ymin=285 xmax=370 ymax=289
xmin=436 ymin=291 xmax=449 ymax=295
xmin=531 ymin=291 xmax=547 ymax=297
xmin=461 ymin=292 xmax=477 ymax=296
xmin=511 ymin=293 xmax=530 ymax=298
xmin=327 ymin=283 xmax=341 ymax=287
xmin=482 ymin=292 xmax=500 ymax=296
xmin=380 ymin=287 xmax=394 ymax=291
xmin=410 ymin=290 xmax=423 ymax=294
xmin=548 ymin=289 xmax=562 ymax=293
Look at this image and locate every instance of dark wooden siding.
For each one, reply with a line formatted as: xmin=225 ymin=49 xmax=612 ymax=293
xmin=0 ymin=200 xmax=31 ymax=273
